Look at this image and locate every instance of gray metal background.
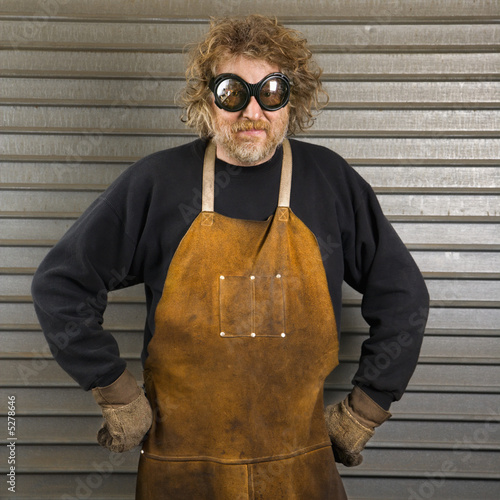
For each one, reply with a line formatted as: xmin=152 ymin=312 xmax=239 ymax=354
xmin=0 ymin=0 xmax=499 ymax=498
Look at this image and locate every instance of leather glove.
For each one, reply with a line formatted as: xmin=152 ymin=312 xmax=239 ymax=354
xmin=92 ymin=368 xmax=153 ymax=453
xmin=324 ymin=385 xmax=391 ymax=467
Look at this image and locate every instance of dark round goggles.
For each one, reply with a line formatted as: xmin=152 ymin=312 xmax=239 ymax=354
xmin=209 ymin=72 xmax=291 ymax=112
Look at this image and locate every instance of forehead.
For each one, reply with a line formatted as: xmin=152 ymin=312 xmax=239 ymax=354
xmin=216 ymin=56 xmax=280 ymax=83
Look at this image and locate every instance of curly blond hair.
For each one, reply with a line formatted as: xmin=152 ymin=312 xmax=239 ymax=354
xmin=179 ymin=15 xmax=328 ymax=137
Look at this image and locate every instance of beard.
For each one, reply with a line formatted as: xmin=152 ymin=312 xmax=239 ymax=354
xmin=211 ymin=111 xmax=289 ymax=166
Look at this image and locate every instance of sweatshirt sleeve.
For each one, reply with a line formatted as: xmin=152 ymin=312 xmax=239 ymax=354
xmin=31 ymin=183 xmax=144 ymax=391
xmin=341 ymin=171 xmax=430 ymax=409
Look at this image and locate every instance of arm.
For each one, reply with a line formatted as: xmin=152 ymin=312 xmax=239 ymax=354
xmin=344 ymin=178 xmax=429 ymax=407
xmin=31 ymin=188 xmax=153 ymax=451
xmin=31 ymin=195 xmax=140 ymax=389
xmin=326 ymin=170 xmax=429 ymax=465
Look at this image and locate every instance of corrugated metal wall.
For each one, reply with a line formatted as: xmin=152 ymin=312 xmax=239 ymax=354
xmin=1 ymin=1 xmax=499 ymax=498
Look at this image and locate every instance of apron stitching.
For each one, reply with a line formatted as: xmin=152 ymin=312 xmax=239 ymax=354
xmin=251 ymin=463 xmax=256 ymax=499
xmin=201 ymin=212 xmax=214 ymax=226
xmin=278 ymin=207 xmax=288 ymax=221
xmin=141 ymin=441 xmax=332 ymax=465
xmin=251 ymin=276 xmax=255 ymax=335
xmin=218 ymin=274 xmax=224 ymax=336
xmin=247 ymin=463 xmax=254 ymax=499
xmin=279 ymin=274 xmax=286 ymax=336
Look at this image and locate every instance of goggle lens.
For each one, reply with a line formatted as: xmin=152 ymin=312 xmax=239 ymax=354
xmin=260 ymin=77 xmax=289 ymax=109
xmin=215 ymin=78 xmax=247 ymax=110
xmin=210 ymin=73 xmax=290 ymax=112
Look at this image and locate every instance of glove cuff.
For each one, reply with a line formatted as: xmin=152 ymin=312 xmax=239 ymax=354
xmin=347 ymin=386 xmax=392 ymax=429
xmin=92 ymin=368 xmax=141 ymax=407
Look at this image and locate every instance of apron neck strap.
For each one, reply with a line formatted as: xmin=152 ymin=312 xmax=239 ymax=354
xmin=201 ymin=139 xmax=292 ymax=212
xmin=278 ymin=139 xmax=292 ymax=208
xmin=201 ymin=140 xmax=217 ymax=212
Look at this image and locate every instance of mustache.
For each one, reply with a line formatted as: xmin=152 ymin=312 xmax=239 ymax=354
xmin=231 ymin=120 xmax=270 ymax=133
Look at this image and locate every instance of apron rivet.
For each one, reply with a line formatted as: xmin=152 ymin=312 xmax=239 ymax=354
xmin=220 ymin=275 xmax=225 ymax=279
xmin=281 ymin=333 xmax=286 ymax=338
xmin=220 ymin=332 xmax=225 ymax=336
xmin=276 ymin=274 xmax=281 ymax=278
xmin=251 ymin=332 xmax=256 ymax=337
xmin=140 ymin=450 xmax=144 ymax=454
xmin=250 ymin=275 xmax=255 ymax=280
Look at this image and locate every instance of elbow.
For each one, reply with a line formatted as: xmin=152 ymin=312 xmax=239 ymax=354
xmin=418 ymin=270 xmax=431 ymax=318
xmin=31 ymin=266 xmax=44 ymax=306
xmin=31 ymin=263 xmax=51 ymax=310
xmin=408 ymin=273 xmax=430 ymax=342
xmin=31 ymin=260 xmax=60 ymax=314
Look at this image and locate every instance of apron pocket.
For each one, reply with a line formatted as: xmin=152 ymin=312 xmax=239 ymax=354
xmin=219 ymin=274 xmax=286 ymax=337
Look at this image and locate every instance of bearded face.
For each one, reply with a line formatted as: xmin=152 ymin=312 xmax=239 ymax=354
xmin=211 ymin=113 xmax=289 ymax=166
xmin=209 ymin=56 xmax=290 ymax=166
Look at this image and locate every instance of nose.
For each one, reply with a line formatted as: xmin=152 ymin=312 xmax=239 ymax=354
xmin=242 ymin=96 xmax=263 ymax=120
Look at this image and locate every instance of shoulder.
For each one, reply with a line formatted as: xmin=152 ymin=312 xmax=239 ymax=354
xmin=103 ymin=139 xmax=204 ymax=200
xmin=118 ymin=139 xmax=204 ymax=183
xmin=288 ymin=138 xmax=345 ymax=164
xmin=288 ymin=138 xmax=370 ymax=193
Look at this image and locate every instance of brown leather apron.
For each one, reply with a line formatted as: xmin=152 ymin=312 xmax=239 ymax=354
xmin=136 ymin=140 xmax=347 ymax=499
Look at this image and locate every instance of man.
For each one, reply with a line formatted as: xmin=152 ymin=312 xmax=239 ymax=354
xmin=32 ymin=15 xmax=429 ymax=499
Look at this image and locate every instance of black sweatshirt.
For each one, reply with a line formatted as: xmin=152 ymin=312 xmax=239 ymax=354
xmin=31 ymin=138 xmax=429 ymax=410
